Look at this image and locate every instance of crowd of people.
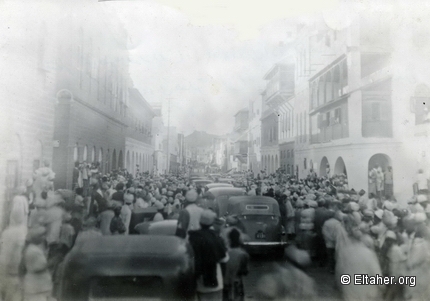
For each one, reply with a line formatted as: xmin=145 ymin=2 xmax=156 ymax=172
xmin=0 ymin=162 xmax=429 ymax=301
xmin=248 ymin=167 xmax=430 ymax=301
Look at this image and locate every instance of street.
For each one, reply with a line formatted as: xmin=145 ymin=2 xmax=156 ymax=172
xmin=244 ymin=255 xmax=342 ymax=301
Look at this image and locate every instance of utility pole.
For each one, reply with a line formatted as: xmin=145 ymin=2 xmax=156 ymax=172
xmin=166 ymin=98 xmax=172 ymax=174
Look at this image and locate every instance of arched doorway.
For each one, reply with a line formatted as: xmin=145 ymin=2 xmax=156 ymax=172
xmin=83 ymin=145 xmax=88 ymax=162
xmin=142 ymin=154 xmax=145 ymax=172
xmin=275 ymin=155 xmax=278 ymax=172
xmin=118 ymin=150 xmax=123 ymax=169
xmin=112 ymin=149 xmax=117 ymax=170
xmin=98 ymin=148 xmax=103 ymax=173
xmin=131 ymin=151 xmax=135 ymax=174
xmin=74 ymin=143 xmax=79 ymax=163
xmin=334 ymin=157 xmax=347 ymax=176
xmin=368 ymin=153 xmax=392 ymax=198
xmin=91 ymin=146 xmax=95 ymax=163
xmin=320 ymin=156 xmax=329 ymax=177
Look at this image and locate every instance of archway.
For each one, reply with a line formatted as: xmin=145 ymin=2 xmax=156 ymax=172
xmin=271 ymin=155 xmax=274 ymax=174
xmin=142 ymin=154 xmax=145 ymax=172
xmin=83 ymin=145 xmax=88 ymax=162
xmin=275 ymin=155 xmax=278 ymax=172
xmin=91 ymin=146 xmax=96 ymax=163
xmin=73 ymin=143 xmax=79 ymax=163
xmin=334 ymin=157 xmax=347 ymax=176
xmin=320 ymin=156 xmax=329 ymax=177
xmin=131 ymin=151 xmax=135 ymax=174
xmin=118 ymin=150 xmax=123 ymax=169
xmin=368 ymin=153 xmax=392 ymax=197
xmin=126 ymin=150 xmax=130 ymax=171
xmin=112 ymin=149 xmax=117 ymax=170
xmin=98 ymin=148 xmax=103 ymax=173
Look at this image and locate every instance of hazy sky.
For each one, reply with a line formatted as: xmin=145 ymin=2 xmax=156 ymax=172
xmin=101 ymin=0 xmax=344 ymax=136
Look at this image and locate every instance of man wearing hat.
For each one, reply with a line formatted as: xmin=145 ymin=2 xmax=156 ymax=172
xmin=175 ymin=190 xmax=204 ymax=239
xmin=188 ymin=210 xmax=229 ymax=301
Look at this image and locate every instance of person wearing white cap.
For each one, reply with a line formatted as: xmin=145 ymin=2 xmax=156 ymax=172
xmin=188 ymin=210 xmax=228 ymax=301
xmin=175 ymin=190 xmax=204 ymax=239
xmin=153 ymin=200 xmax=165 ymax=222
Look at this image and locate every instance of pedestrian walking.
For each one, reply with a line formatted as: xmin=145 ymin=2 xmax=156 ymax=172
xmin=175 ymin=190 xmax=204 ymax=239
xmin=223 ymin=228 xmax=249 ymax=301
xmin=188 ymin=210 xmax=229 ymax=301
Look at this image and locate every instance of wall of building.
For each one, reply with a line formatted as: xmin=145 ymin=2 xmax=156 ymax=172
xmin=0 ymin=2 xmax=61 ymax=229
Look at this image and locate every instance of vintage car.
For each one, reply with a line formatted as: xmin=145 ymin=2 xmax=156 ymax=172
xmin=58 ymin=235 xmax=195 ymax=301
xmin=225 ymin=196 xmax=287 ymax=255
xmin=208 ymin=173 xmax=221 ymax=180
xmin=129 ymin=207 xmax=158 ymax=234
xmin=199 ymin=187 xmax=246 ymax=215
xmin=216 ymin=178 xmax=234 ymax=184
xmin=192 ymin=179 xmax=214 ymax=187
xmin=135 ymin=219 xmax=178 ymax=236
xmin=204 ymin=183 xmax=233 ymax=191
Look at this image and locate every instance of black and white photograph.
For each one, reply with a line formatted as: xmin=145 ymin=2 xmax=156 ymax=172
xmin=0 ymin=0 xmax=430 ymax=300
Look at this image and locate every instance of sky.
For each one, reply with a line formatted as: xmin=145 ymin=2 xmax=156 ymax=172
xmin=100 ymin=0 xmax=346 ymax=136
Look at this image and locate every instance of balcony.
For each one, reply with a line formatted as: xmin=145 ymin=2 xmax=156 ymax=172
xmin=263 ymin=64 xmax=295 ymax=108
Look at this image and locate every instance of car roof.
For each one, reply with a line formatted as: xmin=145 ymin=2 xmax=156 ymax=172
xmin=193 ymin=179 xmax=213 ymax=184
xmin=147 ymin=220 xmax=178 ymax=236
xmin=205 ymin=183 xmax=233 ymax=189
xmin=76 ymin=235 xmax=184 ymax=256
xmin=205 ymin=187 xmax=246 ymax=197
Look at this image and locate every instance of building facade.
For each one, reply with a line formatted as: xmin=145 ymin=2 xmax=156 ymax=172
xmin=0 ymin=1 xmax=61 ymax=229
xmin=51 ymin=1 xmax=133 ymax=189
xmin=248 ymin=98 xmax=262 ymax=175
xmin=125 ymin=88 xmax=155 ymax=176
xmin=152 ymin=104 xmax=166 ymax=175
xmin=287 ymin=10 xmax=430 ymax=203
xmin=232 ymin=108 xmax=249 ymax=172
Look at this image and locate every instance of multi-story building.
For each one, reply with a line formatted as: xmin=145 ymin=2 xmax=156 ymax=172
xmin=185 ymin=131 xmax=219 ymax=169
xmin=125 ymin=88 xmax=155 ymax=175
xmin=261 ymin=60 xmax=296 ymax=175
xmin=291 ymin=10 xmax=430 ymax=203
xmin=152 ymin=104 xmax=166 ymax=175
xmin=51 ymin=1 xmax=133 ymax=189
xmin=248 ymin=98 xmax=262 ymax=175
xmin=232 ymin=108 xmax=249 ymax=172
xmin=0 ymin=1 xmax=61 ymax=228
xmin=163 ymin=126 xmax=179 ymax=173
xmin=262 ymin=61 xmax=296 ymax=176
xmin=177 ymin=133 xmax=186 ymax=170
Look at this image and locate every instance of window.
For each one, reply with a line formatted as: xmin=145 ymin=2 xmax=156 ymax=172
xmin=371 ymin=103 xmax=381 ymax=121
xmin=325 ymin=34 xmax=331 ymax=47
xmin=334 ymin=108 xmax=342 ymax=124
